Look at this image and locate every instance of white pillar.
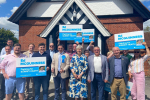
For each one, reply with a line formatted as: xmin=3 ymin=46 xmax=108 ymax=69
xmin=98 ymin=34 xmax=102 ymax=54
xmin=49 ymin=35 xmax=53 ymax=44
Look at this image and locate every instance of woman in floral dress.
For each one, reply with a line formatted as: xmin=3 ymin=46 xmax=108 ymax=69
xmin=69 ymin=45 xmax=88 ymax=100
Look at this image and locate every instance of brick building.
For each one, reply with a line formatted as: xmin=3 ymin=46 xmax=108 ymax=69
xmin=9 ymin=0 xmax=150 ymax=74
xmin=9 ymin=0 xmax=150 ymax=54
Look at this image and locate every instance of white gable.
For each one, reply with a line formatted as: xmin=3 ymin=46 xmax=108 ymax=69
xmin=27 ymin=0 xmax=133 ymax=17
xmin=85 ymin=0 xmax=133 ymax=15
xmin=27 ymin=2 xmax=63 ymax=17
xmin=40 ymin=0 xmax=111 ymax=38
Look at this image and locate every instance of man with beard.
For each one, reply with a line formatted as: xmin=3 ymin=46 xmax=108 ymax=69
xmin=0 ymin=43 xmax=27 ymax=100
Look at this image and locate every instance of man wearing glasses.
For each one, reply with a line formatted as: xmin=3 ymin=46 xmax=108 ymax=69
xmin=46 ymin=43 xmax=58 ymax=85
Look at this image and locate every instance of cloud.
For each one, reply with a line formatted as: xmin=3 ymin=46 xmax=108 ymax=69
xmin=0 ymin=0 xmax=6 ymax=4
xmin=148 ymin=5 xmax=150 ymax=8
xmin=11 ymin=6 xmax=18 ymax=14
xmin=143 ymin=19 xmax=150 ymax=28
xmin=21 ymin=0 xmax=25 ymax=2
xmin=139 ymin=0 xmax=150 ymax=2
xmin=0 ymin=17 xmax=19 ymax=39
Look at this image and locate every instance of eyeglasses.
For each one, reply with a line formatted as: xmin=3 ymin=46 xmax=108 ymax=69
xmin=134 ymin=51 xmax=139 ymax=53
xmin=50 ymin=46 xmax=54 ymax=47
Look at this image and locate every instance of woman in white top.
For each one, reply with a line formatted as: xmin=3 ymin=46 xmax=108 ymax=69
xmin=128 ymin=42 xmax=150 ymax=100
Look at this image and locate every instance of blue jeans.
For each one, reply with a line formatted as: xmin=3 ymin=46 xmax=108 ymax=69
xmin=33 ymin=76 xmax=49 ymax=100
xmin=91 ymin=73 xmax=105 ymax=100
xmin=54 ymin=72 xmax=66 ymax=100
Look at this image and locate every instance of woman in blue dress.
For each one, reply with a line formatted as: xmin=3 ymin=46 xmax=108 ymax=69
xmin=69 ymin=45 xmax=88 ymax=100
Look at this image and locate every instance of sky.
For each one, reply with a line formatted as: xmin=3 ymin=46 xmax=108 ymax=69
xmin=0 ymin=0 xmax=150 ymax=39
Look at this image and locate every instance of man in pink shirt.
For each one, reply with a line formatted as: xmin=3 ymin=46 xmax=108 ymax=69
xmin=0 ymin=43 xmax=27 ymax=100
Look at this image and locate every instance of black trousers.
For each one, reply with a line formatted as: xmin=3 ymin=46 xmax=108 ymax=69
xmin=0 ymin=74 xmax=5 ymax=100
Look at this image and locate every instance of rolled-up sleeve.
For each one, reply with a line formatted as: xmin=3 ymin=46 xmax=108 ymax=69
xmin=0 ymin=57 xmax=8 ymax=69
xmin=143 ymin=55 xmax=150 ymax=62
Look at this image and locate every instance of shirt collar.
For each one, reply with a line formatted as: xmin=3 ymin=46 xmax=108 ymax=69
xmin=11 ymin=53 xmax=23 ymax=58
xmin=122 ymin=53 xmax=129 ymax=57
xmin=114 ymin=55 xmax=122 ymax=59
xmin=39 ymin=51 xmax=45 ymax=55
xmin=59 ymin=51 xmax=64 ymax=55
xmin=94 ymin=54 xmax=101 ymax=57
xmin=50 ymin=50 xmax=55 ymax=52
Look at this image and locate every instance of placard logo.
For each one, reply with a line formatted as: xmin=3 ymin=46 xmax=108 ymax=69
xmin=20 ymin=59 xmax=45 ymax=65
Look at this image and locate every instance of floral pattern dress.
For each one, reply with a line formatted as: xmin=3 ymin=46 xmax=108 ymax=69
xmin=69 ymin=54 xmax=88 ymax=98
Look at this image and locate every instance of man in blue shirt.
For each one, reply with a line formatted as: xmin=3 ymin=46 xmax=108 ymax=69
xmin=108 ymin=47 xmax=129 ymax=100
xmin=32 ymin=43 xmax=52 ymax=100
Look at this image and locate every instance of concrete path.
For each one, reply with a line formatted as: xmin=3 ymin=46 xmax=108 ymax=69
xmin=8 ymin=77 xmax=150 ymax=100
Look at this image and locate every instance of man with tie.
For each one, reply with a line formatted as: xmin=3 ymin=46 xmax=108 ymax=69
xmin=51 ymin=44 xmax=70 ymax=100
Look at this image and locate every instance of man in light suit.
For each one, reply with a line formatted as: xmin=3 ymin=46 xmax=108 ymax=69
xmin=23 ymin=43 xmax=35 ymax=100
xmin=87 ymin=46 xmax=109 ymax=100
xmin=108 ymin=47 xmax=129 ymax=100
xmin=51 ymin=44 xmax=70 ymax=100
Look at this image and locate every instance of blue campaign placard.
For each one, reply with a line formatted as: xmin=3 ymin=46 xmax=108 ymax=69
xmin=59 ymin=32 xmax=77 ymax=40
xmin=16 ymin=66 xmax=47 ymax=78
xmin=16 ymin=57 xmax=47 ymax=78
xmin=115 ymin=31 xmax=145 ymax=50
xmin=115 ymin=40 xmax=145 ymax=50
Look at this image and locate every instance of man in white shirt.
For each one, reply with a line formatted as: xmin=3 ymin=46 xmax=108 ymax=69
xmin=23 ymin=43 xmax=35 ymax=100
xmin=0 ymin=45 xmax=11 ymax=100
xmin=1 ymin=39 xmax=14 ymax=55
xmin=87 ymin=46 xmax=109 ymax=100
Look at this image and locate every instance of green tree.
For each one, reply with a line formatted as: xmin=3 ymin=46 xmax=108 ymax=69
xmin=144 ymin=26 xmax=150 ymax=32
xmin=0 ymin=28 xmax=18 ymax=51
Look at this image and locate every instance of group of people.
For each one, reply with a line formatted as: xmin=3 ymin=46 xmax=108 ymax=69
xmin=0 ymin=39 xmax=150 ymax=100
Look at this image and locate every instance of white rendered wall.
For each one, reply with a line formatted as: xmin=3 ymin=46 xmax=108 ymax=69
xmin=27 ymin=0 xmax=133 ymax=17
xmin=85 ymin=0 xmax=133 ymax=15
xmin=27 ymin=2 xmax=63 ymax=17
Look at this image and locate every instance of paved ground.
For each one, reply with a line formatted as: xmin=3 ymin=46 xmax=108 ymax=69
xmin=7 ymin=77 xmax=150 ymax=100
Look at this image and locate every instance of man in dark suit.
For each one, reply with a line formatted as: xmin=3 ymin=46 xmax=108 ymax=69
xmin=108 ymin=47 xmax=129 ymax=100
xmin=46 ymin=43 xmax=58 ymax=87
xmin=87 ymin=46 xmax=109 ymax=100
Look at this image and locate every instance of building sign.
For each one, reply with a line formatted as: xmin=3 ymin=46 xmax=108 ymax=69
xmin=59 ymin=25 xmax=94 ymax=43
xmin=16 ymin=57 xmax=46 ymax=78
xmin=115 ymin=31 xmax=145 ymax=50
xmin=105 ymin=81 xmax=133 ymax=99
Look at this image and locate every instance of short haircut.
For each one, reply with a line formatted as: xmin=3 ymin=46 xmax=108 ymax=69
xmin=112 ymin=47 xmax=119 ymax=52
xmin=58 ymin=44 xmax=64 ymax=48
xmin=84 ymin=50 xmax=89 ymax=54
xmin=38 ymin=43 xmax=45 ymax=47
xmin=76 ymin=45 xmax=83 ymax=50
xmin=14 ymin=43 xmax=21 ymax=47
xmin=7 ymin=39 xmax=13 ymax=42
xmin=5 ymin=45 xmax=11 ymax=48
xmin=28 ymin=43 xmax=35 ymax=47
xmin=94 ymin=46 xmax=100 ymax=49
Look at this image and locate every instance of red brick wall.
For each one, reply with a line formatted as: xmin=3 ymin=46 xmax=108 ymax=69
xmin=19 ymin=20 xmax=51 ymax=51
xmin=99 ymin=16 xmax=143 ymax=51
